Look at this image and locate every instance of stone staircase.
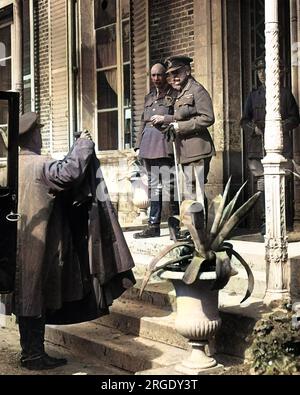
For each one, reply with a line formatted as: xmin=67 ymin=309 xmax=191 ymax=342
xmin=45 ymin=227 xmax=284 ymax=375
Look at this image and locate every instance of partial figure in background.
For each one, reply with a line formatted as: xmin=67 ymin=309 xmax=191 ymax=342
xmin=165 ymin=55 xmax=215 ymax=217
xmin=241 ymin=56 xmax=300 ymax=234
xmin=133 ymin=63 xmax=179 ymax=239
xmin=15 ymin=112 xmax=135 ymax=370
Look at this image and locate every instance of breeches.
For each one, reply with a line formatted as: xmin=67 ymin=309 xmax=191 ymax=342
xmin=143 ymin=158 xmax=179 ymax=224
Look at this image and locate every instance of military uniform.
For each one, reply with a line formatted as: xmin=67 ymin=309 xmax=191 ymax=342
xmin=134 ymin=85 xmax=179 ymax=237
xmin=166 ymin=55 xmax=215 ymax=208
xmin=241 ymin=60 xmax=300 ymax=231
xmin=241 ymin=85 xmax=300 ymax=160
xmin=173 ymin=77 xmax=215 ymax=164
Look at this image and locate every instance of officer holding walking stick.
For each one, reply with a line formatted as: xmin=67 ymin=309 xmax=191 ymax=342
xmin=165 ymin=55 xmax=215 ymax=219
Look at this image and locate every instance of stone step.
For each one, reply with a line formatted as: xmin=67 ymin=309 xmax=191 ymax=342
xmin=100 ymin=277 xmax=267 ymax=360
xmin=45 ymin=321 xmax=189 ymax=374
xmin=224 ymin=269 xmax=266 ymax=299
xmin=98 ymin=298 xmax=188 ymax=350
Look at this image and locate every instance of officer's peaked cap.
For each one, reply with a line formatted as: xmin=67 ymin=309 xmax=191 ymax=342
xmin=165 ymin=56 xmax=193 ymax=73
xmin=254 ymin=56 xmax=266 ymax=70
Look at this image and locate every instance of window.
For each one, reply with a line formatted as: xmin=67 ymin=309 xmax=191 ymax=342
xmin=0 ymin=2 xmax=33 ymax=112
xmin=94 ymin=0 xmax=131 ymax=151
xmin=0 ymin=7 xmax=12 ymax=92
xmin=22 ymin=0 xmax=35 ymax=113
xmin=0 ymin=5 xmax=12 ymax=165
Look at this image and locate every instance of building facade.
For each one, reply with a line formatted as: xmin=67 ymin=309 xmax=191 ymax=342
xmin=0 ymin=0 xmax=299 ymax=229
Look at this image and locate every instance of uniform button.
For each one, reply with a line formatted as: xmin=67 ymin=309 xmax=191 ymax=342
xmin=176 ymin=99 xmax=178 ymax=101
xmin=152 ymin=109 xmax=155 ymax=111
xmin=175 ymin=110 xmax=177 ymax=112
xmin=154 ymin=101 xmax=157 ymax=103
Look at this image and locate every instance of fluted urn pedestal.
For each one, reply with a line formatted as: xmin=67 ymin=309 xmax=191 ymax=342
xmin=158 ymin=270 xmax=223 ymax=374
xmin=130 ymin=175 xmax=149 ymax=224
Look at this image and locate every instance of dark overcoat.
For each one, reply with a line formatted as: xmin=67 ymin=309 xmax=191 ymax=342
xmin=15 ymin=138 xmax=135 ymax=324
xmin=173 ymin=77 xmax=215 ymax=164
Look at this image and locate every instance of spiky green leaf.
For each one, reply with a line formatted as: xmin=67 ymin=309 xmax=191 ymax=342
xmin=210 ymin=191 xmax=261 ymax=251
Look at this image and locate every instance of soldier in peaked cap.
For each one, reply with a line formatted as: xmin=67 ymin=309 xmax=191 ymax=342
xmin=241 ymin=55 xmax=300 ymax=233
xmin=133 ymin=62 xmax=179 ymax=239
xmin=165 ymin=55 xmax=215 ymax=217
xmin=14 ymin=112 xmax=135 ymax=370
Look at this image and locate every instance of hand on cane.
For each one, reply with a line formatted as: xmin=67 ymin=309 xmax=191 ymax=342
xmin=162 ymin=123 xmax=179 ymax=142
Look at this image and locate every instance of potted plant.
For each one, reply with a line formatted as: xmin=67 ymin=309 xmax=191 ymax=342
xmin=139 ymin=177 xmax=261 ymax=374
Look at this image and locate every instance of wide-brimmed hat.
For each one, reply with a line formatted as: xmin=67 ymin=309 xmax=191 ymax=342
xmin=165 ymin=56 xmax=193 ymax=73
xmin=19 ymin=112 xmax=43 ymax=135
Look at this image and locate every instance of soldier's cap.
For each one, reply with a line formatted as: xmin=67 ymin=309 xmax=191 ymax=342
xmin=253 ymin=56 xmax=285 ymax=71
xmin=165 ymin=56 xmax=193 ymax=73
xmin=19 ymin=112 xmax=43 ymax=135
xmin=254 ymin=57 xmax=266 ymax=70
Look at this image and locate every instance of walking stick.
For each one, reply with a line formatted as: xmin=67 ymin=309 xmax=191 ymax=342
xmin=172 ymin=138 xmax=181 ymax=209
xmin=164 ymin=125 xmax=181 ymax=208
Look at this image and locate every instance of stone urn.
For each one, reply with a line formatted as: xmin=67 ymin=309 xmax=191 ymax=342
xmin=130 ymin=173 xmax=149 ymax=224
xmin=158 ymin=269 xmax=234 ymax=374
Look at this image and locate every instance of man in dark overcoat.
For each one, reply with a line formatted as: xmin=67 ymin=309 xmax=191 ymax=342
xmin=133 ymin=63 xmax=179 ymax=238
xmin=165 ymin=56 xmax=215 ymax=216
xmin=241 ymin=56 xmax=300 ymax=232
xmin=15 ymin=112 xmax=135 ymax=370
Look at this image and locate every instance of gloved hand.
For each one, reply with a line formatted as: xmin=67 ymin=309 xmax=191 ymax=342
xmin=162 ymin=124 xmax=177 ymax=142
xmin=80 ymin=130 xmax=93 ymax=140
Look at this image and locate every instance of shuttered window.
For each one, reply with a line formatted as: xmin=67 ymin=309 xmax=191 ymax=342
xmin=49 ymin=0 xmax=69 ymax=153
xmin=131 ymin=0 xmax=149 ymax=145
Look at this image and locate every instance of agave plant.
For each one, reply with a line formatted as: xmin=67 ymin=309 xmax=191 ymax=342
xmin=139 ymin=177 xmax=261 ymax=303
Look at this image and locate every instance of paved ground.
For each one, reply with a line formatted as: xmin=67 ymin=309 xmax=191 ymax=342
xmin=0 ymin=325 xmax=129 ymax=375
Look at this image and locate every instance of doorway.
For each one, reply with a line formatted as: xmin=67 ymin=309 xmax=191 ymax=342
xmin=240 ymin=0 xmax=293 ymax=230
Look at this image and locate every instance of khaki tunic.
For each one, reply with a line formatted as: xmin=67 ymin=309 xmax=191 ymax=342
xmin=173 ymin=78 xmax=215 ymax=164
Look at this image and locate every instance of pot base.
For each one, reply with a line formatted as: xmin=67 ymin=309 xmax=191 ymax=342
xmin=175 ymin=341 xmax=223 ymax=374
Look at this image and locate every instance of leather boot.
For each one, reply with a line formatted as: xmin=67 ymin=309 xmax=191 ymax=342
xmin=21 ymin=354 xmax=68 ymax=370
xmin=133 ymin=224 xmax=160 ymax=239
xmin=19 ymin=316 xmax=67 ymax=370
xmin=133 ymin=199 xmax=161 ymax=239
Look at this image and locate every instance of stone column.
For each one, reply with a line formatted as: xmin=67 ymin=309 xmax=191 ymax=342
xmin=13 ymin=0 xmax=23 ymax=112
xmin=262 ymin=0 xmax=289 ymax=303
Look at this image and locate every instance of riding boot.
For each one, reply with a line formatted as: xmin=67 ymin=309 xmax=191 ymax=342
xmin=133 ymin=199 xmax=162 ymax=239
xmin=19 ymin=316 xmax=67 ymax=370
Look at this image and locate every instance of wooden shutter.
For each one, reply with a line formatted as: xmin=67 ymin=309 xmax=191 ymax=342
xmin=131 ymin=0 xmax=149 ymax=144
xmin=49 ymin=0 xmax=69 ymax=153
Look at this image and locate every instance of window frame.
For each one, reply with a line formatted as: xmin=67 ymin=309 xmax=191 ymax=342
xmin=22 ymin=0 xmax=35 ymax=112
xmin=94 ymin=0 xmax=131 ymax=152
